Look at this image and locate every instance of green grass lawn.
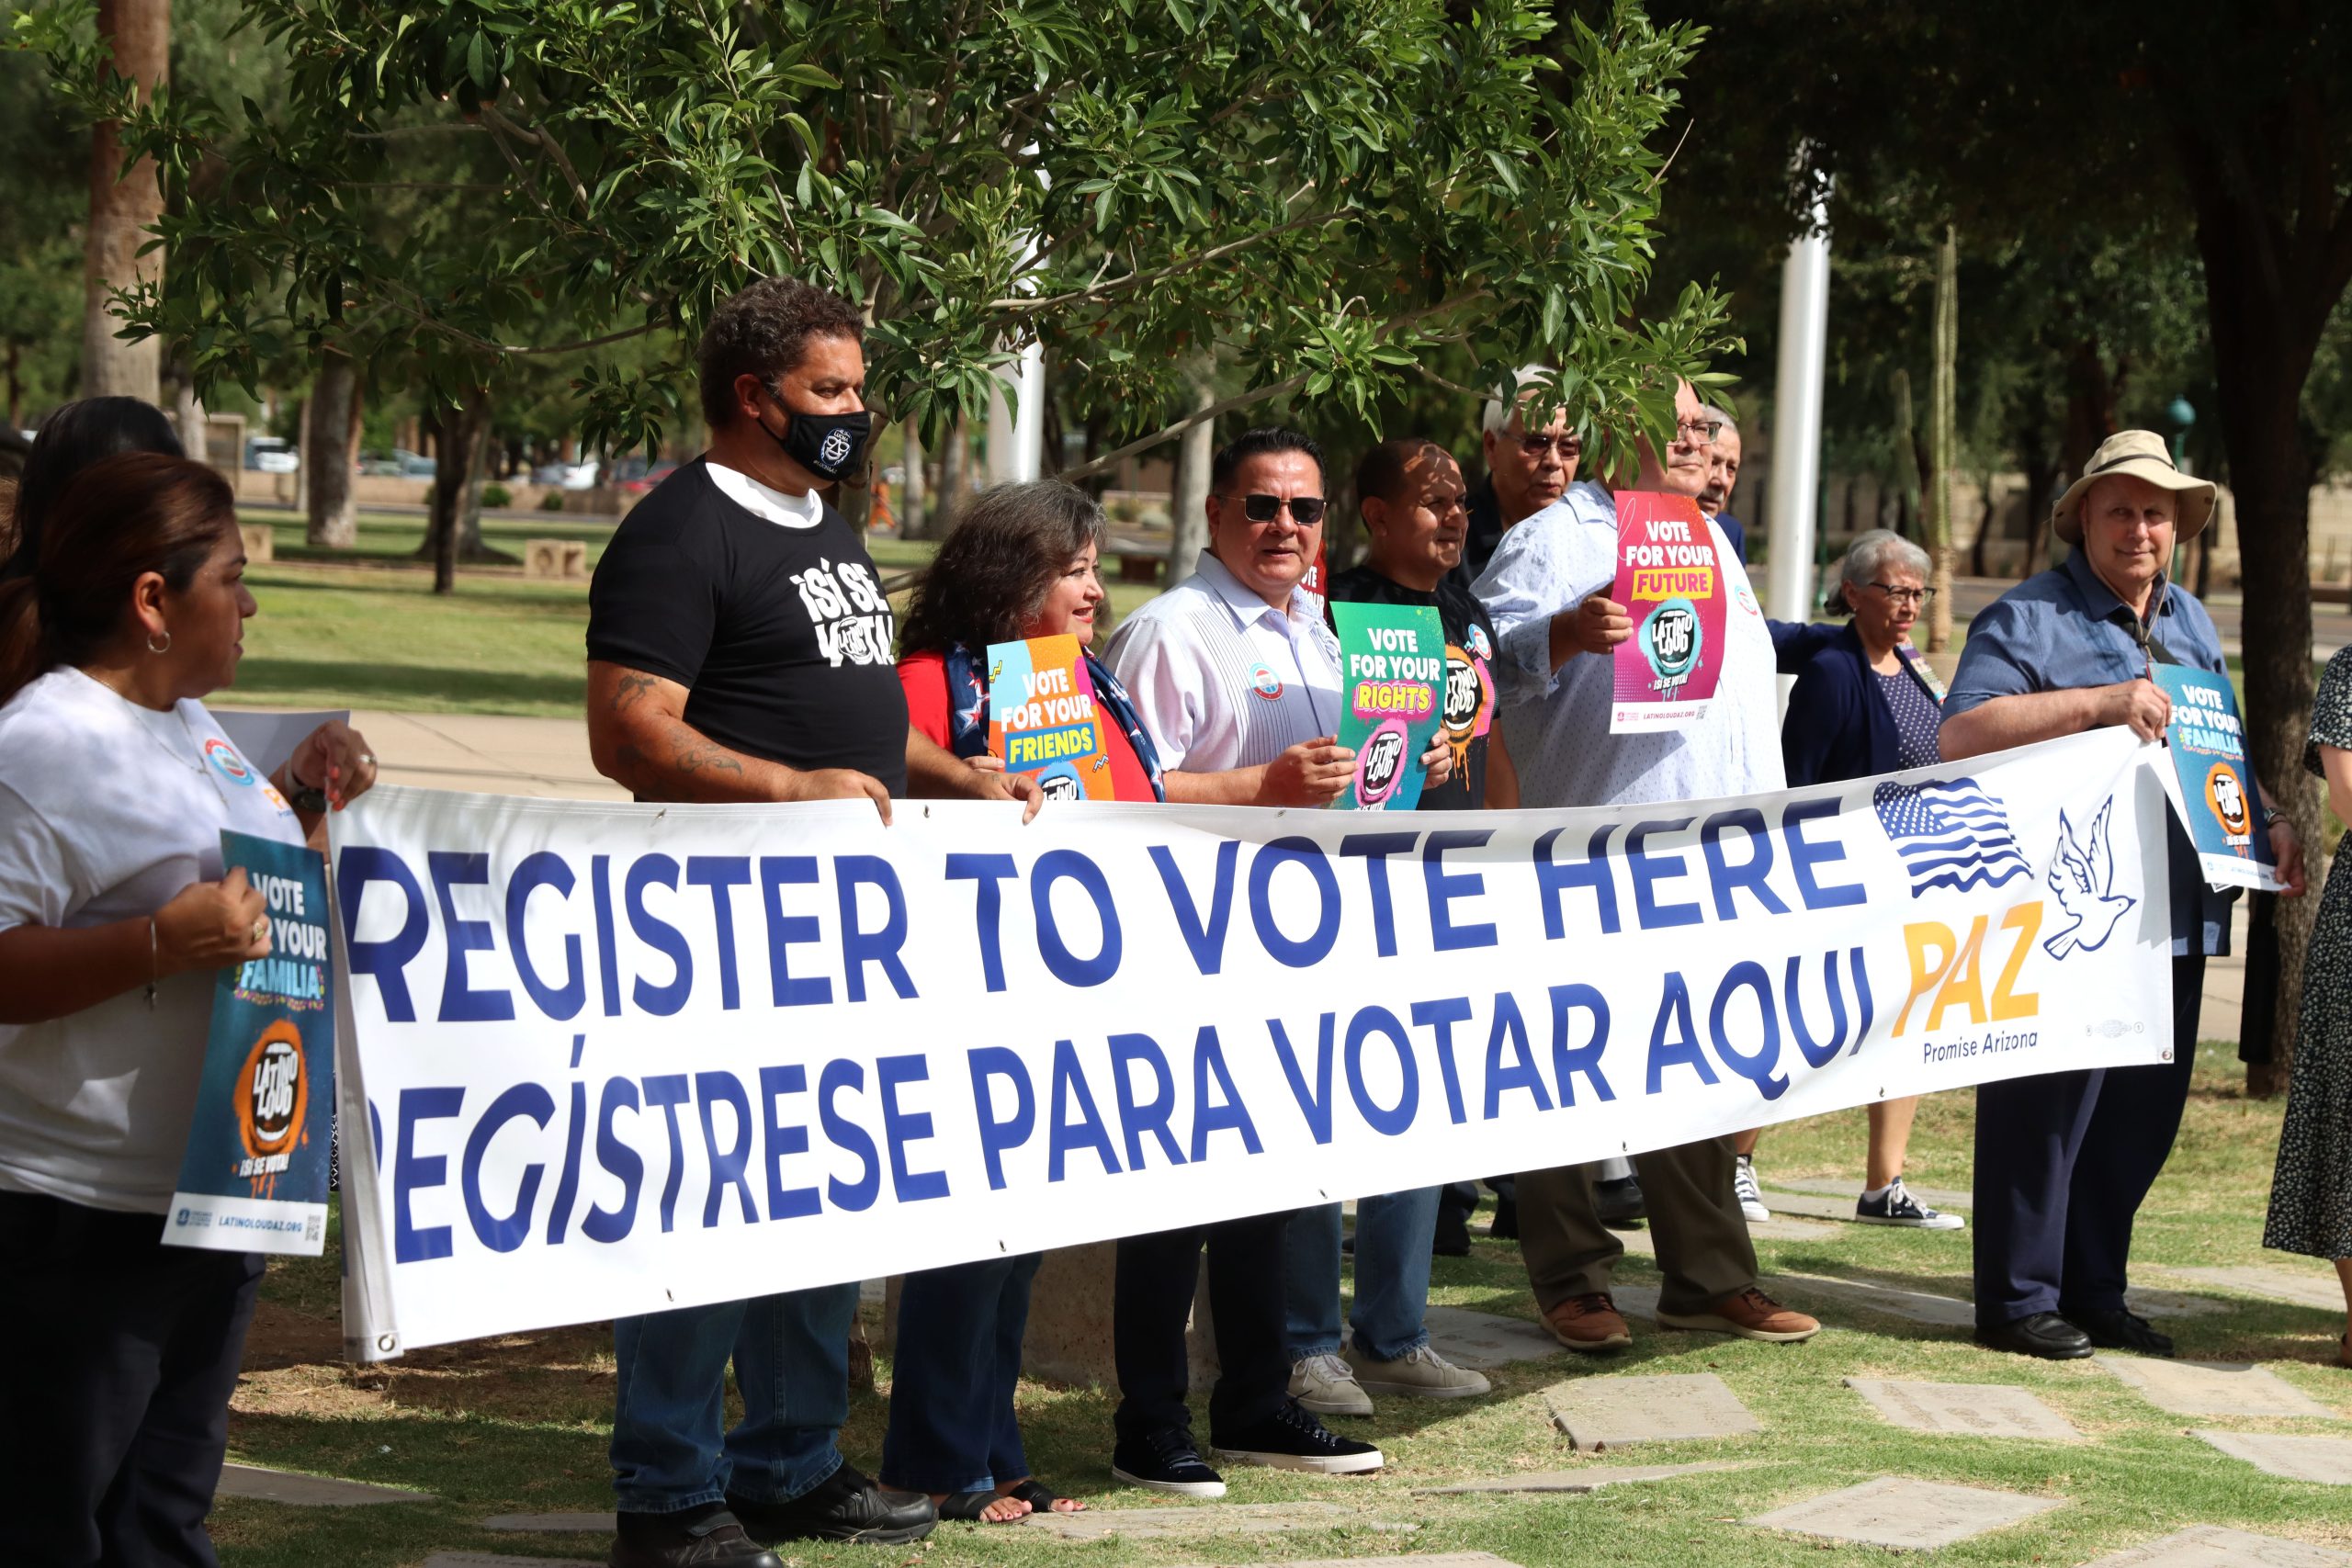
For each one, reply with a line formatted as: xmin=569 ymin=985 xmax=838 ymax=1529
xmin=215 ymin=1047 xmax=2348 ymax=1567
xmin=229 ymin=525 xmax=1163 ymax=718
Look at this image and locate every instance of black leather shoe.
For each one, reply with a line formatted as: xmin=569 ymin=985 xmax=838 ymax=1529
xmin=1973 ymin=1312 xmax=2094 ymax=1359
xmin=2067 ymin=1305 xmax=2175 ymax=1357
xmin=1594 ymin=1175 xmax=1647 ymax=1230
xmin=728 ymin=1465 xmax=936 ymax=1545
xmin=611 ymin=1506 xmax=784 ymax=1568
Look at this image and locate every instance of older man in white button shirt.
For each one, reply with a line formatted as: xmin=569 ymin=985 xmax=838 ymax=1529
xmin=1471 ymin=377 xmax=1819 ymax=1356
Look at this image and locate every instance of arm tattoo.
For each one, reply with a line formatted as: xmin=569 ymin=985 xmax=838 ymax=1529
xmin=611 ymin=672 xmax=661 ymax=713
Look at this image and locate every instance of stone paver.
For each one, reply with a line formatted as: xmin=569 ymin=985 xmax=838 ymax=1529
xmin=1743 ymin=1474 xmax=2062 ymax=1551
xmin=217 ymin=1463 xmax=430 ymax=1506
xmin=1021 ymin=1503 xmax=1412 ymax=1541
xmin=2077 ymin=1525 xmax=2352 ymax=1566
xmin=1415 ymin=1461 xmax=1740 ymax=1495
xmin=1765 ymin=1271 xmax=1973 ymax=1327
xmin=2194 ymin=1429 xmax=2352 ymax=1485
xmin=2124 ymin=1286 xmax=2232 ymax=1319
xmin=481 ymin=1513 xmax=611 ymax=1532
xmin=2165 ymin=1265 xmax=2348 ymax=1314
xmin=1419 ymin=1306 xmax=1566 ymax=1370
xmin=1544 ymin=1371 xmax=1758 ymax=1450
xmin=2096 ymin=1355 xmax=2344 ymax=1419
xmin=1165 ymin=1556 xmax=1520 ymax=1568
xmin=422 ymin=1556 xmax=600 ymax=1568
xmin=1846 ymin=1378 xmax=2080 ymax=1439
xmin=341 ymin=709 xmax=626 ymax=801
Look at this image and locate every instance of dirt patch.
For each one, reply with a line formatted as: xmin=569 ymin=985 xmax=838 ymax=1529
xmin=233 ymin=1297 xmax=617 ymax=1426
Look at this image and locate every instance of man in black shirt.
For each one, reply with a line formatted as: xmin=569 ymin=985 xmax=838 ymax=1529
xmin=1279 ymin=439 xmax=1519 ymax=1419
xmin=585 ymin=277 xmax=1035 ymax=1568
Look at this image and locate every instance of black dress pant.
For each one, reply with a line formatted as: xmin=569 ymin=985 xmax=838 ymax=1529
xmin=1973 ymin=952 xmax=2204 ymax=1326
xmin=1112 ymin=1211 xmax=1291 ymax=1446
xmin=0 ymin=1191 xmax=264 ymax=1568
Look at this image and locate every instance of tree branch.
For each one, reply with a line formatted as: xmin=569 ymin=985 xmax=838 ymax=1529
xmin=368 ymin=288 xmax=662 ymax=356
xmin=989 ymin=214 xmax=1325 ymax=312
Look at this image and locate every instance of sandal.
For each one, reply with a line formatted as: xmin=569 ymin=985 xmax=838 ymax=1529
xmin=935 ymin=1490 xmax=1022 ymax=1523
xmin=1004 ymin=1478 xmax=1083 ymax=1513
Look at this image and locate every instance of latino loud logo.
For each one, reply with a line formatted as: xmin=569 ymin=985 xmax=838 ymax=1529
xmin=1356 ymin=719 xmax=1409 ymax=807
xmin=1639 ymin=596 xmax=1702 ymax=694
xmin=2205 ymin=761 xmax=2252 ymax=841
xmin=234 ymin=1021 xmax=309 ymax=1181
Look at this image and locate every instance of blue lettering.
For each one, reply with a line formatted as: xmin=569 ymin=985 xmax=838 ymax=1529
xmin=877 ymin=1055 xmax=950 ymax=1201
xmin=505 ymin=852 xmax=584 ymax=1021
xmin=758 ymin=857 xmax=832 ymax=1008
xmin=757 ymin=1064 xmax=818 ymax=1219
xmin=1483 ymin=992 xmax=1554 ymax=1117
xmin=1410 ymin=995 xmax=1476 ymax=1124
xmin=1785 ymin=797 xmax=1868 ymax=908
xmin=1709 ymin=962 xmax=1789 ymax=1100
xmin=1786 ymin=952 xmax=1850 ymax=1069
xmin=626 ymin=855 xmax=692 ymax=1016
xmin=1344 ymin=1005 xmax=1419 ymax=1136
xmin=1701 ymin=809 xmax=1791 ymax=921
xmin=837 ymin=856 xmax=917 ymax=1001
xmin=392 ymin=1085 xmax=461 ymax=1262
xmin=1189 ymin=1025 xmax=1263 ymax=1159
xmin=967 ymin=1047 xmax=1035 ymax=1191
xmin=685 ymin=856 xmax=752 ymax=1010
xmin=1645 ymin=972 xmax=1720 ymax=1092
xmin=1248 ymin=838 xmax=1341 ymax=967
xmin=641 ymin=1073 xmax=691 ymax=1233
xmin=546 ymin=1078 xmax=587 ymax=1243
xmin=944 ymin=852 xmax=1017 ymax=993
xmin=1268 ymin=1011 xmax=1337 ymax=1144
xmin=1626 ymin=818 xmax=1702 ymax=931
xmin=1340 ymin=831 xmax=1417 ymax=958
xmin=1109 ymin=1032 xmax=1185 ymax=1170
xmin=338 ymin=846 xmax=428 ymax=1022
xmin=1423 ymin=829 xmax=1498 ymax=951
xmin=582 ymin=1077 xmax=642 ymax=1243
xmin=460 ymin=1082 xmax=552 ymax=1254
xmin=819 ymin=1059 xmax=880 ymax=1211
xmin=1533 ymin=825 xmax=1620 ymax=937
xmin=1047 ymin=1039 xmax=1121 ymax=1180
xmin=591 ymin=853 xmax=621 ymax=1016
xmin=1148 ymin=840 xmax=1238 ymax=975
xmin=1547 ymin=983 xmax=1615 ymax=1104
xmin=695 ymin=1070 xmax=758 ymax=1224
xmin=1032 ymin=850 xmax=1123 ymax=987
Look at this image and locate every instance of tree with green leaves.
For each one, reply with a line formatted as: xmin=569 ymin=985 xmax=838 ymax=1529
xmin=19 ymin=0 xmax=1736 ymax=570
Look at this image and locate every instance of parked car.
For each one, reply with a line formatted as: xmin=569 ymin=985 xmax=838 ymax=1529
xmin=244 ymin=436 xmax=300 ymax=473
xmin=530 ymin=457 xmax=601 ymax=490
xmin=616 ymin=458 xmax=680 ymax=495
xmin=359 ymin=448 xmax=436 ymax=478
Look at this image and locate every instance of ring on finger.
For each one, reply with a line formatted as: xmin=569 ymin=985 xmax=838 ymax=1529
xmin=357 ymin=752 xmax=376 ymax=765
xmin=250 ymin=915 xmax=271 ymax=944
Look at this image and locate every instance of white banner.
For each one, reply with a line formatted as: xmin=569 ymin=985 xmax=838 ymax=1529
xmin=329 ymin=728 xmax=2178 ymax=1353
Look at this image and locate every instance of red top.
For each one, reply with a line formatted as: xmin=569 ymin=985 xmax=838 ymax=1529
xmin=897 ymin=649 xmax=1155 ymax=802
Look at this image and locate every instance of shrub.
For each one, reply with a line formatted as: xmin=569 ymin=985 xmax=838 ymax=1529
xmin=481 ymin=482 xmax=514 ymax=508
xmin=538 ymin=490 xmax=567 ymax=511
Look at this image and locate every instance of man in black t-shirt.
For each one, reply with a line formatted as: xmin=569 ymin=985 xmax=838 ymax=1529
xmin=1277 ymin=438 xmax=1520 ymax=1423
xmin=584 ymin=278 xmax=1035 ymax=1568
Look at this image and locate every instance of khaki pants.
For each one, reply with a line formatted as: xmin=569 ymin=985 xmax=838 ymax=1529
xmin=1517 ymin=1135 xmax=1758 ymax=1317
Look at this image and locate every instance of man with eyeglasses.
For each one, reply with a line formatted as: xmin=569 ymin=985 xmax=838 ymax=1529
xmin=1942 ymin=430 xmax=2306 ymax=1361
xmin=1100 ymin=426 xmax=1388 ymax=1495
xmin=1454 ymin=366 xmax=1583 ymax=585
xmin=1697 ymin=410 xmax=1747 ymax=565
xmin=1472 ymin=375 xmax=1820 ymax=1356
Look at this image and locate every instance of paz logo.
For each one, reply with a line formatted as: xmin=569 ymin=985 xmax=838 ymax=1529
xmin=202 ymin=737 xmax=254 ymax=786
xmin=2044 ymin=798 xmax=2137 ymax=960
xmin=818 ymin=427 xmax=855 ymax=469
xmin=1248 ymin=662 xmax=1284 ymax=700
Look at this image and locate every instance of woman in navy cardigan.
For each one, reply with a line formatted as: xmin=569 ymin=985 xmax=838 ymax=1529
xmin=1737 ymin=531 xmax=1964 ymax=1233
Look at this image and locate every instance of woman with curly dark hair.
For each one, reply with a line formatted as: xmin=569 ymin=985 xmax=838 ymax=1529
xmin=897 ymin=479 xmax=1164 ymax=805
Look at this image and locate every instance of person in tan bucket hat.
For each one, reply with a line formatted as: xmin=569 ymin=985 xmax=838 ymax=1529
xmin=1941 ymin=429 xmax=2306 ymax=1362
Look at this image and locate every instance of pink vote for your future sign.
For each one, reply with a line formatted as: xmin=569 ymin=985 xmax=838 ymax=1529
xmin=1609 ymin=491 xmax=1729 ymax=733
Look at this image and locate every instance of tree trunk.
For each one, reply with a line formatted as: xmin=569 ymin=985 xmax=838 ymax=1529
xmin=293 ymin=396 xmax=311 ymax=515
xmin=170 ymin=358 xmax=206 ymax=466
xmin=80 ymin=0 xmax=168 ymax=402
xmin=899 ymin=420 xmax=927 ymax=540
xmin=1168 ymin=364 xmax=1216 ymax=576
xmin=1924 ymin=226 xmax=1958 ymax=649
xmin=936 ymin=418 xmax=967 ymax=533
xmin=306 ymin=352 xmax=360 ymax=548
xmin=6 ymin=340 xmax=21 ymax=429
xmin=421 ymin=395 xmax=494 ymax=593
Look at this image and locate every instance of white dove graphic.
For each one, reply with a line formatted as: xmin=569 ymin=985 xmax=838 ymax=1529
xmin=2042 ymin=798 xmax=2134 ymax=959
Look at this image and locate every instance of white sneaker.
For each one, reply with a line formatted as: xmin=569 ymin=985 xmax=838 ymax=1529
xmin=1735 ymin=1155 xmax=1770 ymax=1223
xmin=1856 ymin=1178 xmax=1965 ymax=1230
xmin=1343 ymin=1341 xmax=1491 ymax=1400
xmin=1287 ymin=1350 xmax=1373 ymax=1416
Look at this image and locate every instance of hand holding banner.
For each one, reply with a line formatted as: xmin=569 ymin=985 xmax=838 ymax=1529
xmin=1610 ymin=491 xmax=1728 ymax=733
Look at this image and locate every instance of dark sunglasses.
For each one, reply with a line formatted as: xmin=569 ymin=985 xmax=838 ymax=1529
xmin=1225 ymin=492 xmax=1328 ymax=526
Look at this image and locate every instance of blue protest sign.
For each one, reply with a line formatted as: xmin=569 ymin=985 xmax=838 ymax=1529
xmin=2151 ymin=666 xmax=2282 ymax=891
xmin=163 ymin=830 xmax=336 ymax=1256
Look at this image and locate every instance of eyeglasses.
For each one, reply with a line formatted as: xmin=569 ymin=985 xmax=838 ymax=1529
xmin=1515 ymin=434 xmax=1581 ymax=461
xmin=1223 ymin=492 xmax=1328 ymax=526
xmin=1675 ymin=418 xmax=1724 ymax=445
xmin=1863 ymin=582 xmax=1935 ymax=606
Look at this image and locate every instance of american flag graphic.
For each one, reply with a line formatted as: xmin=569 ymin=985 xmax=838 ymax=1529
xmin=1872 ymin=777 xmax=2033 ymax=897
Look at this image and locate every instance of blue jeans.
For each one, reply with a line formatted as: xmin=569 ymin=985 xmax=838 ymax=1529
xmin=1283 ymin=1189 xmax=1440 ymax=1363
xmin=880 ymin=1254 xmax=1040 ymax=1494
xmin=609 ymin=1282 xmax=857 ymax=1515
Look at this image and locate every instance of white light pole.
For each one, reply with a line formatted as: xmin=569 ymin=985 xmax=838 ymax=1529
xmin=986 ymin=337 xmax=1046 ymax=485
xmin=1766 ymin=168 xmax=1832 ymax=626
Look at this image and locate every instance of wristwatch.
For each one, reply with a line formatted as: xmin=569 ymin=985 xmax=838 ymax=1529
xmin=287 ymin=766 xmax=329 ymax=814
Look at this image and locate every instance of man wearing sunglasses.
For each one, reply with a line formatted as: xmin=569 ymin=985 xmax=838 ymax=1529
xmin=1698 ymin=410 xmax=1747 ymax=565
xmin=1471 ymin=375 xmax=1820 ymax=1356
xmin=1455 ymin=366 xmax=1583 ymax=585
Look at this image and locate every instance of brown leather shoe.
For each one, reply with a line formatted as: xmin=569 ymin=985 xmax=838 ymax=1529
xmin=1543 ymin=1292 xmax=1633 ymax=1352
xmin=1657 ymin=1286 xmax=1820 ymax=1343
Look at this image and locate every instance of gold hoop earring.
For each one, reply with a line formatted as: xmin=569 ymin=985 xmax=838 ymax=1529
xmin=147 ymin=630 xmax=172 ymax=655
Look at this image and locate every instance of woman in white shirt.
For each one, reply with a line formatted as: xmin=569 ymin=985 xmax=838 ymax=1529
xmin=0 ymin=447 xmax=378 ymax=1567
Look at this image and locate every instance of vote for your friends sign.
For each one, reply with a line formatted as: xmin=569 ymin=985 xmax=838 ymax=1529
xmin=1611 ymin=491 xmax=1729 ymax=734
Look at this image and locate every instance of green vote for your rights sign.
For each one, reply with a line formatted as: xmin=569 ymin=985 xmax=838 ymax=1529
xmin=1331 ymin=600 xmax=1446 ymax=810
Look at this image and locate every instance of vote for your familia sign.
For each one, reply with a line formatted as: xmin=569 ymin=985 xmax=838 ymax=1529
xmin=1331 ymin=601 xmax=1446 ymax=810
xmin=986 ymin=635 xmax=1116 ymax=802
xmin=1610 ymin=491 xmax=1728 ymax=734
xmin=2150 ymin=666 xmax=2284 ymax=891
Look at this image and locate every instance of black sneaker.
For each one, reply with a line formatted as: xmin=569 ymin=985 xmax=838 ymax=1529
xmin=727 ymin=1465 xmax=935 ymax=1545
xmin=2067 ymin=1305 xmax=2175 ymax=1357
xmin=612 ymin=1505 xmax=785 ymax=1568
xmin=1111 ymin=1427 xmax=1227 ymax=1497
xmin=1214 ymin=1399 xmax=1383 ymax=1474
xmin=1594 ymin=1174 xmax=1646 ymax=1229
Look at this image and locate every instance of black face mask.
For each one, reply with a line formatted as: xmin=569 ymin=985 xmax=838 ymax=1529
xmin=763 ymin=389 xmax=872 ymax=483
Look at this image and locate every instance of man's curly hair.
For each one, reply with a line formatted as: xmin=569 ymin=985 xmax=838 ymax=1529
xmin=697 ymin=277 xmax=865 ymax=428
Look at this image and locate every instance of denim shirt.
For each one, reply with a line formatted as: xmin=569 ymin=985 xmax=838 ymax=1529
xmin=1945 ymin=548 xmax=2233 ymax=956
